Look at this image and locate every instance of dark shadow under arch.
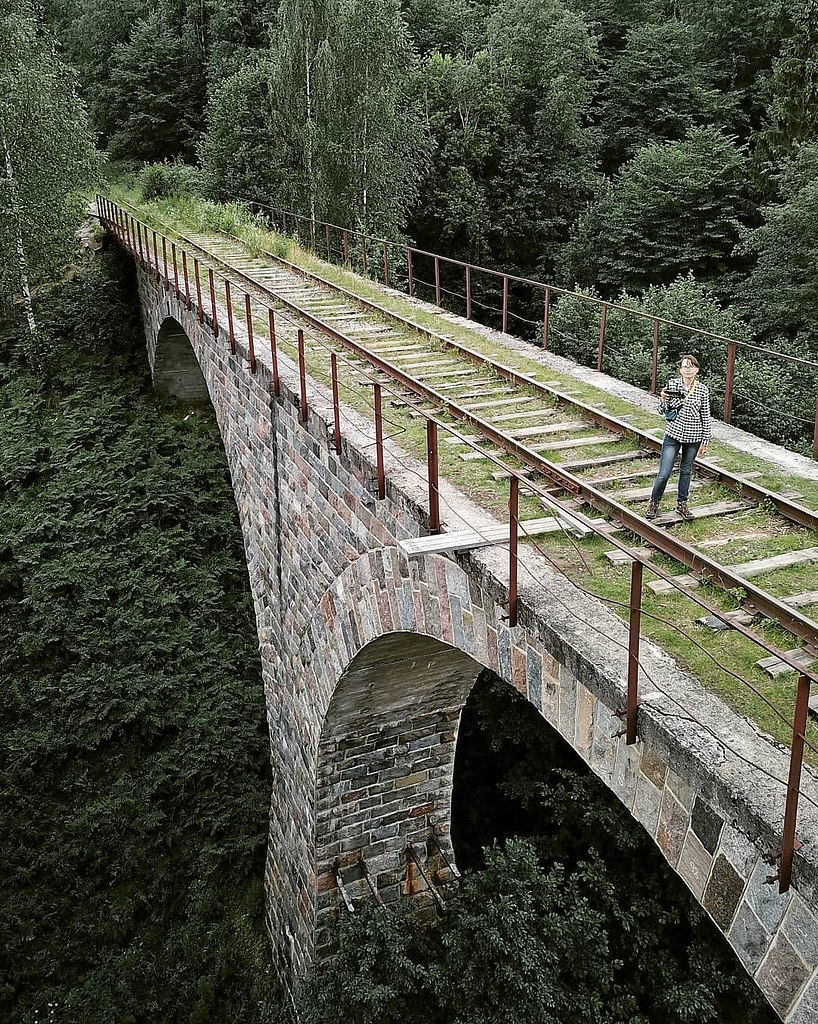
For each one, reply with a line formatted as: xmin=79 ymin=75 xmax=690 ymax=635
xmin=154 ymin=316 xmax=209 ymax=402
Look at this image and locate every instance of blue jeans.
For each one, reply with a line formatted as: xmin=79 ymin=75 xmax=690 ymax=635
xmin=650 ymin=437 xmax=700 ymax=504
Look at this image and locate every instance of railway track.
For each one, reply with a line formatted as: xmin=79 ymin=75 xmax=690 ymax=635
xmin=110 ymin=202 xmax=818 ymax=694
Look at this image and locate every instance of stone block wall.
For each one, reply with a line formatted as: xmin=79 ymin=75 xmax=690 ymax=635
xmin=133 ymin=263 xmax=818 ymax=1022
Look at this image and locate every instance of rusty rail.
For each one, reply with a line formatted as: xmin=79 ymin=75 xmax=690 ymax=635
xmin=96 ymin=196 xmax=817 ymax=892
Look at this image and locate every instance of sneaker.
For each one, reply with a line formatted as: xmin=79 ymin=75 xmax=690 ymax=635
xmin=645 ymin=501 xmax=659 ymax=520
xmin=676 ymin=502 xmax=694 ymax=521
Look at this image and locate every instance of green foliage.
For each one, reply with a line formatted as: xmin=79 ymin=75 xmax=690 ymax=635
xmin=199 ymin=57 xmax=290 ymax=203
xmin=410 ymin=0 xmax=600 ymax=277
xmin=0 ymin=250 xmax=275 ymax=1022
xmin=599 ymin=21 xmax=738 ymax=170
xmin=105 ymin=5 xmax=208 ymax=162
xmin=754 ymin=0 xmax=818 ymax=169
xmin=738 ymin=143 xmax=818 ymax=346
xmin=548 ymin=275 xmax=737 ymax=399
xmin=0 ymin=0 xmax=98 ymax=322
xmin=138 ymin=160 xmax=204 ymax=200
xmin=563 ymin=128 xmax=750 ymax=296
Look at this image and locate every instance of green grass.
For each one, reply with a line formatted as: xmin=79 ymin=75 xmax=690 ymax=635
xmin=111 ymin=187 xmax=818 ymax=762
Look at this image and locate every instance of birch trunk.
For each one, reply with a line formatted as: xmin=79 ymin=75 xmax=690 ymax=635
xmin=2 ymin=126 xmax=36 ymax=334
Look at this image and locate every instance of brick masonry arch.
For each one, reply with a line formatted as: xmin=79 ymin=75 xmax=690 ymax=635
xmin=131 ymin=262 xmax=818 ymax=1022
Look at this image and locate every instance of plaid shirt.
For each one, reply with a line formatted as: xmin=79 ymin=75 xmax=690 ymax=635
xmin=660 ymin=377 xmax=711 ymax=445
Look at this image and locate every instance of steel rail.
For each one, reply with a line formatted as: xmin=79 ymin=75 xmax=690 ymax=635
xmin=237 ymin=238 xmax=818 ymax=535
xmin=242 ymin=198 xmax=818 ymax=371
xmin=107 ymin=205 xmax=818 ymax=652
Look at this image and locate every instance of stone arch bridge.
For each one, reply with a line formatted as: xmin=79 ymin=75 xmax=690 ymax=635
xmin=131 ymin=242 xmax=818 ymax=1022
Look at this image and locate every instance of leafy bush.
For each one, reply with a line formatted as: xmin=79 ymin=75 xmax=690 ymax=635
xmin=0 ymin=249 xmax=276 ymax=1023
xmin=139 ymin=160 xmax=204 ymax=201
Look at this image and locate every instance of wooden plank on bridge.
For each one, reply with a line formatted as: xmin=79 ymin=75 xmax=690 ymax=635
xmin=459 ymin=434 xmax=615 ymax=461
xmin=399 ymin=515 xmax=607 ymax=557
xmin=755 ymin=648 xmax=816 ymax=678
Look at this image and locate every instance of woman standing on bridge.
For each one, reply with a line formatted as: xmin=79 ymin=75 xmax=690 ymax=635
xmin=645 ymin=355 xmax=711 ymax=522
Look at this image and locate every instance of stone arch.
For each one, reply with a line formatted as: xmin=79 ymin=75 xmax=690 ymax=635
xmin=312 ymin=631 xmax=482 ymax=952
xmin=271 ymin=548 xmax=803 ymax=1019
xmin=153 ymin=316 xmax=209 ymax=401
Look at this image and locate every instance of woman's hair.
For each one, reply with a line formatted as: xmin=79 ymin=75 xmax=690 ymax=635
xmin=680 ymin=354 xmax=700 ymax=368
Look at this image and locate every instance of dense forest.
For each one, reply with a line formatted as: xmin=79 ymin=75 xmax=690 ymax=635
xmin=1 ymin=0 xmax=816 ymax=1020
xmin=0 ymin=251 xmax=275 ymax=1021
xmin=5 ymin=0 xmax=817 ymax=448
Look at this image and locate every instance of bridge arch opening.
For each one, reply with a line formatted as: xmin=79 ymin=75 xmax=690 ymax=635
xmin=153 ymin=316 xmax=209 ymax=402
xmin=313 ymin=631 xmax=482 ymax=950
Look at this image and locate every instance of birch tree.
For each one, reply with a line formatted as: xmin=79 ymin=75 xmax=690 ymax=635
xmin=327 ymin=0 xmax=427 ymax=235
xmin=273 ymin=0 xmax=333 ymax=222
xmin=0 ymin=0 xmax=96 ymax=332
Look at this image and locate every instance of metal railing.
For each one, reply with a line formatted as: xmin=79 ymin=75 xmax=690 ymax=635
xmin=240 ymin=198 xmax=818 ymax=460
xmin=97 ymin=195 xmax=817 ymax=894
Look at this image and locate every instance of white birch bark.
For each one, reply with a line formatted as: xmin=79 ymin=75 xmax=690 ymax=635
xmin=2 ymin=125 xmax=36 ymax=334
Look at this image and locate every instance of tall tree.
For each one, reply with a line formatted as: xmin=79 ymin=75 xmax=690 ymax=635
xmin=737 ymin=144 xmax=818 ymax=345
xmin=105 ymin=2 xmax=209 ymax=162
xmin=324 ymin=0 xmax=427 ymax=235
xmin=599 ymin=20 xmax=737 ymax=171
xmin=0 ymin=0 xmax=96 ymax=332
xmin=753 ymin=0 xmax=818 ymax=174
xmin=563 ymin=127 xmax=749 ymax=296
xmin=484 ymin=0 xmax=601 ymax=274
xmin=272 ymin=0 xmax=333 ymax=222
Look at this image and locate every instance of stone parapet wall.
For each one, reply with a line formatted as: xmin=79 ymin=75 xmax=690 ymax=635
xmin=135 ymin=265 xmax=818 ymax=1022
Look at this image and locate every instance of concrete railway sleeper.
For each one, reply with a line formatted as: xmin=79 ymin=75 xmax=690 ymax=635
xmin=109 ymin=201 xmax=818 ymax=658
xmin=98 ymin=194 xmax=818 ymax=903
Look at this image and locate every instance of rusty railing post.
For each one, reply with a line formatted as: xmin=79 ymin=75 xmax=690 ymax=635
xmin=651 ymin=319 xmax=660 ymax=393
xmin=194 ymin=259 xmax=203 ymax=323
xmin=383 ymin=242 xmax=389 ymax=287
xmin=298 ymin=328 xmax=308 ymax=424
xmin=426 ymin=419 xmax=440 ymax=534
xmin=181 ymin=250 xmax=191 ymax=310
xmin=502 ymin=274 xmax=509 ymax=334
xmin=269 ymin=308 xmax=280 ymax=396
xmin=343 ymin=229 xmax=350 ymax=264
xmin=152 ymin=231 xmax=160 ymax=280
xmin=325 ymin=222 xmax=331 ymax=261
xmin=627 ymin=559 xmax=643 ymax=745
xmin=597 ymin=303 xmax=608 ymax=372
xmin=331 ymin=352 xmax=341 ymax=455
xmin=724 ymin=342 xmax=736 ymax=424
xmin=465 ymin=265 xmax=472 ymax=320
xmin=171 ymin=242 xmax=180 ymax=299
xmin=434 ymin=255 xmax=441 ymax=305
xmin=162 ymin=236 xmax=169 ymax=285
xmin=245 ymin=292 xmax=256 ymax=373
xmin=407 ymin=248 xmax=414 ymax=297
xmin=779 ymin=674 xmax=811 ymax=892
xmin=361 ymin=232 xmax=368 ymax=275
xmin=374 ymin=382 xmax=385 ymax=499
xmin=225 ymin=279 xmax=235 ymax=353
xmin=508 ymin=475 xmax=519 ymax=628
xmin=543 ymin=287 xmax=551 ymax=350
xmin=208 ymin=268 xmax=218 ymax=333
xmin=813 ymin=390 xmax=818 ymax=461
